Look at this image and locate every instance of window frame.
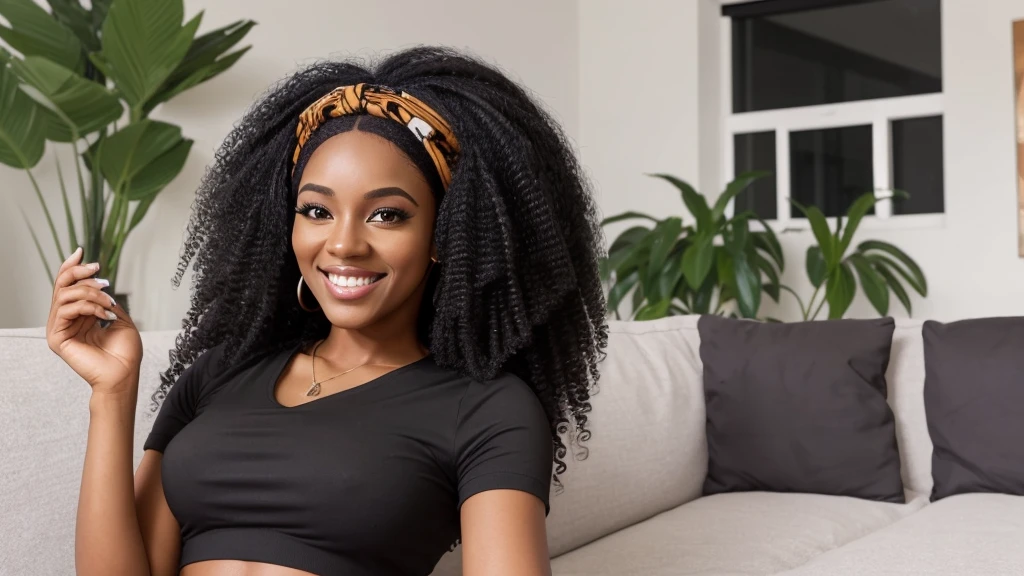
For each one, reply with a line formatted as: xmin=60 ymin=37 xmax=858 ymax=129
xmin=719 ymin=10 xmax=947 ymax=233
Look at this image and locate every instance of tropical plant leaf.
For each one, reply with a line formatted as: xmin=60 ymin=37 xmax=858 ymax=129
xmin=97 ymin=119 xmax=182 ymax=195
xmin=681 ymin=234 xmax=714 ymax=289
xmin=90 ymin=0 xmax=112 ymax=30
xmin=634 ymin=299 xmax=670 ymax=321
xmin=607 ymin=269 xmax=639 ymax=315
xmin=858 ymin=240 xmax=927 ymax=296
xmin=645 ymin=216 xmax=683 ymax=300
xmin=711 ymin=170 xmax=771 ymax=222
xmin=0 ymin=52 xmax=45 ymax=168
xmin=750 ymin=248 xmax=780 ymax=302
xmin=791 ymin=198 xmax=836 ymax=267
xmin=731 ymin=250 xmax=762 ymax=318
xmin=826 ymin=261 xmax=857 ymax=319
xmin=0 ymin=0 xmax=82 ymax=71
xmin=806 ymin=245 xmax=826 ymax=288
xmin=144 ymin=45 xmax=250 ymax=113
xmin=123 ymin=137 xmax=191 ymax=200
xmin=836 ymin=192 xmax=876 ymax=258
xmin=872 ymin=261 xmax=912 ymax=316
xmin=849 ymin=253 xmax=889 ymax=316
xmin=45 ymin=0 xmax=98 ymax=52
xmin=99 ymin=0 xmax=198 ymax=108
xmin=752 ymin=214 xmax=784 ymax=270
xmin=11 ymin=55 xmax=122 ymax=140
xmin=649 ymin=173 xmax=712 ymax=231
xmin=165 ymin=19 xmax=254 ymax=87
xmin=600 ymin=211 xmax=658 ymax=226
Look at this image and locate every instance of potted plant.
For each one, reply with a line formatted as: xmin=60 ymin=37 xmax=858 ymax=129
xmin=600 ymin=172 xmax=785 ymax=320
xmin=0 ymin=0 xmax=255 ymax=311
xmin=785 ymin=191 xmax=928 ymax=320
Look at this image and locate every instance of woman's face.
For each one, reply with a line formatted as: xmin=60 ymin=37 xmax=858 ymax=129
xmin=292 ymin=130 xmax=437 ymax=331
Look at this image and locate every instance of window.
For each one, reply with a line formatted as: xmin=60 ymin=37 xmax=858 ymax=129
xmin=722 ymin=0 xmax=944 ymax=226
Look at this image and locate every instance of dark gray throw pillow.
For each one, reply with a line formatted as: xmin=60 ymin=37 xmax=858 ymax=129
xmin=924 ymin=317 xmax=1024 ymax=501
xmin=698 ymin=315 xmax=904 ymax=503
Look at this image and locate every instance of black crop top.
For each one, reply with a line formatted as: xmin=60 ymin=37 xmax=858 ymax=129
xmin=143 ymin=342 xmax=552 ymax=576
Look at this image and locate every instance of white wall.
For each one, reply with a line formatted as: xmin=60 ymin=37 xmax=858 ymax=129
xmin=581 ymin=0 xmax=1024 ymax=322
xmin=1 ymin=0 xmax=580 ymax=329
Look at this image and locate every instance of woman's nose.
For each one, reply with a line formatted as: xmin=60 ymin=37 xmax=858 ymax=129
xmin=324 ymin=218 xmax=370 ymax=259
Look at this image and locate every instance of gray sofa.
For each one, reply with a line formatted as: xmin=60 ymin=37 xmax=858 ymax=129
xmin=2 ymin=316 xmax=1022 ymax=575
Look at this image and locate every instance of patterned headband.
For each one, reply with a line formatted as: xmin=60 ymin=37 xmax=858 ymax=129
xmin=292 ymin=83 xmax=460 ymax=189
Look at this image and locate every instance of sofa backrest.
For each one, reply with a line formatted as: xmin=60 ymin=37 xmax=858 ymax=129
xmin=0 ymin=316 xmax=934 ymax=573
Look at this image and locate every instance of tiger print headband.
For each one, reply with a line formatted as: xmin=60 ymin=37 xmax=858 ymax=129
xmin=292 ymin=83 xmax=460 ymax=189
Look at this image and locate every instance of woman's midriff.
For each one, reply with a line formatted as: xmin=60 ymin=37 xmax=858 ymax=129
xmin=181 ymin=560 xmax=319 ymax=576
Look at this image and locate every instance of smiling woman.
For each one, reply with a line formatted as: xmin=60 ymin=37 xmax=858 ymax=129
xmin=49 ymin=45 xmax=608 ymax=576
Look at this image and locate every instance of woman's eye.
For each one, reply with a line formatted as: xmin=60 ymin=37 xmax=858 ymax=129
xmin=295 ymin=204 xmax=331 ymax=220
xmin=368 ymin=208 xmax=410 ymax=225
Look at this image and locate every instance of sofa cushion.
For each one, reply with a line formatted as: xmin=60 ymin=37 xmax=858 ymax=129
xmin=0 ymin=328 xmax=181 ymax=576
xmin=549 ymin=491 xmax=927 ymax=576
xmin=541 ymin=315 xmax=708 ymax=558
xmin=775 ymin=494 xmax=1024 ymax=575
xmin=698 ymin=315 xmax=904 ymax=502
xmin=924 ymin=317 xmax=1024 ymax=500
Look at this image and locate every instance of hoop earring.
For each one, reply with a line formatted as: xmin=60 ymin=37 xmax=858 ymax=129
xmin=430 ymin=256 xmax=439 ymax=264
xmin=296 ymin=276 xmax=321 ymax=312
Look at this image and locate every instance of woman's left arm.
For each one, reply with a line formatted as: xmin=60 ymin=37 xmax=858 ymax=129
xmin=460 ymin=489 xmax=551 ymax=576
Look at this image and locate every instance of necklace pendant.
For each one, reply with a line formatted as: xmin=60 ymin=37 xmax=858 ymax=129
xmin=306 ymin=382 xmax=322 ymax=397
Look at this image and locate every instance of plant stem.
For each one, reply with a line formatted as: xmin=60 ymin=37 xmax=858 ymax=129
xmin=779 ymin=285 xmax=807 ymax=320
xmin=24 ymin=169 xmax=65 ymax=261
xmin=71 ymin=138 xmax=91 ymax=239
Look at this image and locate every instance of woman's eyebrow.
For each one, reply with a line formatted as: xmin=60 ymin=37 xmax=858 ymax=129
xmin=297 ymin=183 xmax=418 ymax=207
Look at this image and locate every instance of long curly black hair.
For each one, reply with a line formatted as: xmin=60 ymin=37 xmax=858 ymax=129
xmin=153 ymin=46 xmax=608 ymax=498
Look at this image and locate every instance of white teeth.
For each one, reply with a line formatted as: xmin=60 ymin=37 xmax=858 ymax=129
xmin=327 ymin=273 xmax=380 ymax=288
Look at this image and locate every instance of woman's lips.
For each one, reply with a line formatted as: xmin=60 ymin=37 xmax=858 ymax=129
xmin=320 ymin=271 xmax=385 ymax=301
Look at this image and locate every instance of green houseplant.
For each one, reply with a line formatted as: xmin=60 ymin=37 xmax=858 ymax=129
xmin=0 ymin=0 xmax=254 ymax=305
xmin=786 ymin=191 xmax=928 ymax=320
xmin=600 ymin=171 xmax=785 ymax=320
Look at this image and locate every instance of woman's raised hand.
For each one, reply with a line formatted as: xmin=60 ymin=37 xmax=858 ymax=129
xmin=46 ymin=247 xmax=143 ymax=395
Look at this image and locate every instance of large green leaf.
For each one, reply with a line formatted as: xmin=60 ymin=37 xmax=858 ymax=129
xmin=711 ymin=170 xmax=771 ymax=222
xmin=837 ymin=192 xmax=876 ymax=258
xmin=873 ymin=261 xmax=912 ymax=316
xmin=609 ymin=225 xmax=652 ymax=255
xmin=849 ymin=253 xmax=889 ymax=316
xmin=681 ymin=235 xmax=714 ymax=289
xmin=99 ymin=0 xmax=198 ymax=108
xmin=826 ymin=262 xmax=856 ymax=319
xmin=858 ymin=240 xmax=927 ymax=296
xmin=750 ymin=248 xmax=780 ymax=302
xmin=634 ymin=299 xmax=670 ymax=321
xmin=806 ymin=245 xmax=826 ymax=288
xmin=645 ymin=217 xmax=683 ymax=301
xmin=752 ymin=215 xmax=784 ymax=271
xmin=601 ymin=211 xmax=658 ymax=226
xmin=45 ymin=0 xmax=98 ymax=52
xmin=0 ymin=52 xmax=45 ymax=168
xmin=791 ymin=198 xmax=836 ymax=268
xmin=0 ymin=0 xmax=82 ymax=71
xmin=649 ymin=173 xmax=712 ymax=232
xmin=98 ymin=119 xmax=183 ymax=196
xmin=607 ymin=270 xmax=639 ymax=316
xmin=144 ymin=45 xmax=249 ymax=113
xmin=123 ymin=137 xmax=191 ymax=200
xmin=731 ymin=250 xmax=761 ymax=318
xmin=145 ymin=18 xmax=254 ymax=112
xmin=11 ymin=55 xmax=121 ymax=140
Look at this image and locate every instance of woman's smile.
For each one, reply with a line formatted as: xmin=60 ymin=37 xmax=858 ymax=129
xmin=320 ymin=268 xmax=387 ymax=300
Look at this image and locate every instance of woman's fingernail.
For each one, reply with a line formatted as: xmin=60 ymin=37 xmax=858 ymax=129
xmin=66 ymin=246 xmax=82 ymax=261
xmin=95 ymin=278 xmax=110 ymax=288
xmin=88 ymin=262 xmax=100 ymax=271
xmin=105 ymin=311 xmax=117 ymax=321
xmin=108 ymin=294 xmax=117 ymax=307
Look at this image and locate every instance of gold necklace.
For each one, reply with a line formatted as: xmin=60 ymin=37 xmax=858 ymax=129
xmin=305 ymin=340 xmax=403 ymax=397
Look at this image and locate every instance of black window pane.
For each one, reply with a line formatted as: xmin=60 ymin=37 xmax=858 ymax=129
xmin=733 ymin=0 xmax=942 ymax=113
xmin=892 ymin=115 xmax=944 ymax=215
xmin=734 ymin=131 xmax=777 ymax=219
xmin=790 ymin=125 xmax=874 ymax=218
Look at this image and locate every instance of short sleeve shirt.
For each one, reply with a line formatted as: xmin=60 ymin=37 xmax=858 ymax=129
xmin=144 ymin=342 xmax=552 ymax=576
